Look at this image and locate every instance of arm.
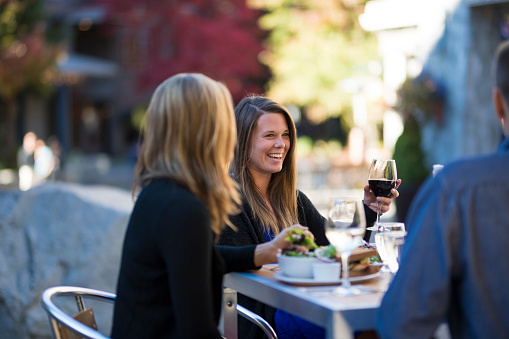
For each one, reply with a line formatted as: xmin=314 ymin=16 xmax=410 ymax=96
xmin=156 ymin=200 xmax=223 ymax=338
xmin=218 ymin=225 xmax=313 ymax=269
xmin=217 ymin=245 xmax=258 ymax=272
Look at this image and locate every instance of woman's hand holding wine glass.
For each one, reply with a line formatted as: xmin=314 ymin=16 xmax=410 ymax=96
xmin=366 ymin=159 xmax=400 ymax=231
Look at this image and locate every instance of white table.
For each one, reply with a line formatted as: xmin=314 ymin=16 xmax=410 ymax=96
xmin=221 ymin=265 xmax=392 ymax=339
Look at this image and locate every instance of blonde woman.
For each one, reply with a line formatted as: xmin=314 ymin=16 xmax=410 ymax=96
xmin=219 ymin=95 xmax=400 ymax=339
xmin=111 ymin=74 xmax=309 ymax=338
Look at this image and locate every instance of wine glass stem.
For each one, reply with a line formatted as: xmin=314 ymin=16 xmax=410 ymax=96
xmin=376 ymin=201 xmax=381 ymax=229
xmin=341 ymin=253 xmax=351 ymax=289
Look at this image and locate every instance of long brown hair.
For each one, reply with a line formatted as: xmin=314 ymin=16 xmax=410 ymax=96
xmin=133 ymin=73 xmax=240 ymax=235
xmin=231 ymin=95 xmax=298 ymax=235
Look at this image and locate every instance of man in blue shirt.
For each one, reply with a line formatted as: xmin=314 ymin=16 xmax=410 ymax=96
xmin=377 ymin=40 xmax=509 ymax=339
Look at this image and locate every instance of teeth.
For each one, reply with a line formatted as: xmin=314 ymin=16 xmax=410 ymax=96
xmin=268 ymin=154 xmax=283 ymax=159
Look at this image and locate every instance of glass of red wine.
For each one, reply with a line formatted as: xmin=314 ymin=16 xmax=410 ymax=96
xmin=367 ymin=159 xmax=397 ymax=231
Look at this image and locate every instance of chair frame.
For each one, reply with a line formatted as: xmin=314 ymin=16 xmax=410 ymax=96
xmin=237 ymin=304 xmax=278 ymax=339
xmin=42 ymin=285 xmax=277 ymax=339
xmin=40 ymin=286 xmax=116 ymax=339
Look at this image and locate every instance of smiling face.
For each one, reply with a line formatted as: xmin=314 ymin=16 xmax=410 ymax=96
xmin=248 ymin=113 xmax=291 ymax=181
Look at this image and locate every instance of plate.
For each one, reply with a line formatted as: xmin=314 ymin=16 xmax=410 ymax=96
xmin=273 ymin=267 xmax=381 ymax=286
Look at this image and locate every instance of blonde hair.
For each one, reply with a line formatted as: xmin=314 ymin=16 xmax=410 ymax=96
xmin=133 ymin=73 xmax=240 ymax=235
xmin=231 ymin=95 xmax=298 ymax=235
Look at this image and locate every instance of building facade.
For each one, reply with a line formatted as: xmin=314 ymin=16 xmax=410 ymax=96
xmin=361 ymin=0 xmax=509 ymax=167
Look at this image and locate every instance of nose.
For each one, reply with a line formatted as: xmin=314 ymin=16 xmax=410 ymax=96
xmin=274 ymin=136 xmax=285 ymax=148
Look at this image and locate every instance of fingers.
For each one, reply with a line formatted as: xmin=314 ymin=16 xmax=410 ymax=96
xmin=367 ymin=180 xmax=402 ymax=214
xmin=374 ymin=191 xmax=399 ymax=214
xmin=379 ymin=203 xmax=391 ymax=214
xmin=395 ymin=179 xmax=402 ymax=189
xmin=368 ymin=202 xmax=390 ymax=214
xmin=292 ymin=245 xmax=310 ymax=253
xmin=276 ymin=225 xmax=311 ymax=248
xmin=363 ymin=185 xmax=377 ymax=206
xmin=287 ymin=224 xmax=313 ymax=239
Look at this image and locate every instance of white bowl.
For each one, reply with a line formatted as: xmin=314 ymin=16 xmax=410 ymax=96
xmin=312 ymin=262 xmax=340 ymax=281
xmin=277 ymin=253 xmax=320 ymax=278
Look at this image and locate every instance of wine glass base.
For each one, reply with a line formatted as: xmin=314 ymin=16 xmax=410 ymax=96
xmin=332 ymin=284 xmax=374 ymax=296
xmin=367 ymin=226 xmax=385 ymax=232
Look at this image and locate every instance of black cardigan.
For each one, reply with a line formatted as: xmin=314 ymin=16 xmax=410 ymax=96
xmin=111 ymin=179 xmax=258 ymax=339
xmin=218 ymin=190 xmax=376 ymax=339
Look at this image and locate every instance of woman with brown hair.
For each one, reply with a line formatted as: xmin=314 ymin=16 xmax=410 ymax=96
xmin=111 ymin=74 xmax=310 ymax=338
xmin=219 ymin=95 xmax=400 ymax=339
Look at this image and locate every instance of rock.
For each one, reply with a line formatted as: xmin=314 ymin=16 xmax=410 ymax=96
xmin=0 ymin=182 xmax=133 ymax=339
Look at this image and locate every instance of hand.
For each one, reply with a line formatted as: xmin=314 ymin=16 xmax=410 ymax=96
xmin=363 ymin=179 xmax=401 ymax=215
xmin=253 ymin=224 xmax=313 ymax=267
xmin=274 ymin=224 xmax=315 ymax=254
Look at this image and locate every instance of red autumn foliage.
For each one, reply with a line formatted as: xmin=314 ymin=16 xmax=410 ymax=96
xmin=95 ymin=0 xmax=269 ymax=101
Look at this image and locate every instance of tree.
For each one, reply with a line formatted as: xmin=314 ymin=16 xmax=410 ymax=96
xmin=0 ymin=0 xmax=64 ymax=167
xmin=97 ymin=0 xmax=269 ymax=102
xmin=247 ymin=0 xmax=378 ymax=128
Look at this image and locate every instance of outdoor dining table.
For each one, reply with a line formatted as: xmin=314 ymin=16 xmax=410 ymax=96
xmin=221 ymin=264 xmax=392 ymax=339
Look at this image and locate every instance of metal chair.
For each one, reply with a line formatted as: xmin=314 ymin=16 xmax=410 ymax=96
xmin=237 ymin=304 xmax=278 ymax=339
xmin=41 ymin=286 xmax=277 ymax=339
xmin=40 ymin=286 xmax=115 ymax=339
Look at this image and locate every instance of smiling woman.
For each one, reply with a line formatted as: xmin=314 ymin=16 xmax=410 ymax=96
xmin=218 ymin=94 xmax=395 ymax=339
xmin=219 ymin=95 xmax=332 ymax=339
xmin=248 ymin=112 xmax=291 ymax=192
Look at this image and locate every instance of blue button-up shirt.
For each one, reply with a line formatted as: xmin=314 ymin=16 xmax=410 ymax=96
xmin=377 ymin=137 xmax=509 ymax=339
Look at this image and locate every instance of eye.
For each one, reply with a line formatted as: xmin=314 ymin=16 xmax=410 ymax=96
xmin=265 ymin=133 xmax=275 ymax=137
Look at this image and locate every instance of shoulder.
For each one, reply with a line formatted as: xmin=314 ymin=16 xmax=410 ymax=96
xmin=136 ymin=179 xmax=209 ymax=222
xmin=408 ymin=152 xmax=509 ymax=229
xmin=296 ymin=190 xmax=313 ymax=205
xmin=435 ymin=153 xmax=509 ymax=193
xmin=296 ymin=190 xmax=321 ymax=214
xmin=140 ymin=179 xmax=203 ymax=204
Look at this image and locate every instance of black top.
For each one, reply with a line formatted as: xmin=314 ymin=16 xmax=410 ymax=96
xmin=218 ymin=190 xmax=377 ymax=339
xmin=111 ymin=179 xmax=257 ymax=339
xmin=220 ymin=190 xmax=331 ymax=248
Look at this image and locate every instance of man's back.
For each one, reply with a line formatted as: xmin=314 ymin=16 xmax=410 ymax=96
xmin=377 ymin=138 xmax=509 ymax=339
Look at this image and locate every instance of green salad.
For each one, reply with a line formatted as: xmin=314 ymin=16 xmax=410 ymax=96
xmin=282 ymin=229 xmax=318 ymax=257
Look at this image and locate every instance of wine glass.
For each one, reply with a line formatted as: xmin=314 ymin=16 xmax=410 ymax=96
xmin=374 ymin=222 xmax=405 ymax=272
xmin=325 ymin=197 xmax=369 ymax=296
xmin=367 ymin=159 xmax=397 ymax=231
xmin=383 ymin=231 xmax=407 ymax=274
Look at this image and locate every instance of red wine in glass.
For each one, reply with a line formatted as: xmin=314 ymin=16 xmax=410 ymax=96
xmin=368 ymin=159 xmax=397 ymax=230
xmin=369 ymin=179 xmax=397 ymax=198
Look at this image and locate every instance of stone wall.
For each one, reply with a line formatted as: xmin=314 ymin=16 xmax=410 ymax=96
xmin=0 ymin=182 xmax=133 ymax=338
xmin=421 ymin=1 xmax=509 ymax=166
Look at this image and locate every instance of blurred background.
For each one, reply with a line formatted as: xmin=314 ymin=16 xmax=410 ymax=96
xmin=1 ymin=0 xmax=508 ymax=219
xmin=1 ymin=2 xmax=509 ymax=337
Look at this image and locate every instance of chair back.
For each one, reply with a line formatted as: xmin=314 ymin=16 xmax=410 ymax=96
xmin=237 ymin=305 xmax=278 ymax=339
xmin=43 ymin=285 xmax=278 ymax=339
xmin=40 ymin=286 xmax=116 ymax=339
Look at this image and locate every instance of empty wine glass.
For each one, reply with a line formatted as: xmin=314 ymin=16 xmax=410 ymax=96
xmin=325 ymin=197 xmax=370 ymax=296
xmin=383 ymin=231 xmax=407 ymax=274
xmin=367 ymin=159 xmax=397 ymax=231
xmin=374 ymin=222 xmax=405 ymax=272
